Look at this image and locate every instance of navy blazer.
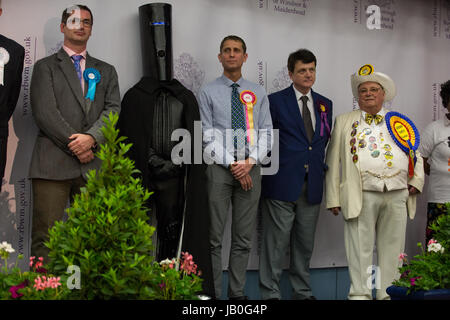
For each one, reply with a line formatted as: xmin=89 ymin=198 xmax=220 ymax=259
xmin=261 ymin=85 xmax=333 ymax=204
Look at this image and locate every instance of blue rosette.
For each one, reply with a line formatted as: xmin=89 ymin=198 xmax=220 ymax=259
xmin=83 ymin=68 xmax=101 ymax=101
xmin=385 ymin=111 xmax=420 ymax=177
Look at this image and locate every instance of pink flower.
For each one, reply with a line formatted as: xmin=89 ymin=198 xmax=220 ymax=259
xmin=180 ymin=252 xmax=198 ymax=275
xmin=30 ymin=256 xmax=45 ymax=271
xmin=428 ymin=239 xmax=438 ymax=246
xmin=9 ymin=280 xmax=29 ymax=299
xmin=398 ymin=253 xmax=408 ymax=262
xmin=33 ymin=275 xmax=61 ymax=291
xmin=410 ymin=277 xmax=421 ymax=286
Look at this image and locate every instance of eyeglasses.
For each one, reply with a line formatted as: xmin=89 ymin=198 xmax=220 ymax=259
xmin=358 ymin=87 xmax=382 ymax=95
xmin=66 ymin=18 xmax=93 ymax=28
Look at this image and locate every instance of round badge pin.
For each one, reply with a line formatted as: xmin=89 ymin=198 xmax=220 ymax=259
xmin=384 ymin=151 xmax=393 ymax=160
xmin=371 ymin=150 xmax=380 ymax=158
xmin=358 ymin=140 xmax=367 ymax=148
xmin=358 ymin=64 xmax=374 ymax=76
xmin=363 ymin=128 xmax=372 ymax=135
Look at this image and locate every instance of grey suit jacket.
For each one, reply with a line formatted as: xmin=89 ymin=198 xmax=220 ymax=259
xmin=29 ymin=48 xmax=120 ymax=180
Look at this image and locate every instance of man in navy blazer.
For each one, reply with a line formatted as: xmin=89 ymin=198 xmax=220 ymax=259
xmin=259 ymin=49 xmax=332 ymax=300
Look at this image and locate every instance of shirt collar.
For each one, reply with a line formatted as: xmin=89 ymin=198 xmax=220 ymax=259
xmin=293 ymin=85 xmax=312 ymax=103
xmin=221 ymin=74 xmax=244 ymax=87
xmin=63 ymin=45 xmax=87 ymax=60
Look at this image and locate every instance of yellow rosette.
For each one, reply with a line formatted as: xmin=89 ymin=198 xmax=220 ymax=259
xmin=240 ymin=90 xmax=257 ymax=146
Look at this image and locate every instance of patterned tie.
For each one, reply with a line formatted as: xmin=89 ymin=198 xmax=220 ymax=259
xmin=301 ymin=95 xmax=314 ymax=143
xmin=71 ymin=55 xmax=83 ymax=88
xmin=231 ymin=83 xmax=247 ymax=150
xmin=365 ymin=113 xmax=383 ymax=125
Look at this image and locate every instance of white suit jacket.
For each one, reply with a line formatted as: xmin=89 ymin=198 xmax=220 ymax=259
xmin=325 ymin=110 xmax=424 ymax=221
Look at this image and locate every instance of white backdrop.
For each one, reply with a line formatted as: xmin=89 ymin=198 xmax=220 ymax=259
xmin=1 ymin=0 xmax=449 ymax=270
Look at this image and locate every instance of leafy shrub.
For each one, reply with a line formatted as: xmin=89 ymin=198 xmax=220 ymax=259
xmin=46 ymin=112 xmax=156 ymax=299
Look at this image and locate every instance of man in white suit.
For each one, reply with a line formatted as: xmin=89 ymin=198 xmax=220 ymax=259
xmin=325 ymin=65 xmax=424 ymax=300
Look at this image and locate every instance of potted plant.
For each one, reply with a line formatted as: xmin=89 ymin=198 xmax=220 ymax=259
xmin=2 ymin=113 xmax=204 ymax=300
xmin=387 ymin=204 xmax=450 ymax=300
xmin=148 ymin=251 xmax=203 ymax=300
xmin=1 ymin=243 xmax=69 ymax=299
xmin=45 ymin=112 xmax=203 ymax=299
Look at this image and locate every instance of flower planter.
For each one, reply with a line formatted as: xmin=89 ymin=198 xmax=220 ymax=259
xmin=386 ymin=285 xmax=450 ymax=300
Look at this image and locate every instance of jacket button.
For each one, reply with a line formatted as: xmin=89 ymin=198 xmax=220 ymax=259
xmin=308 ymin=146 xmax=312 ymax=151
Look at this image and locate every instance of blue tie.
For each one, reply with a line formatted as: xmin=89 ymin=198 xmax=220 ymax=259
xmin=71 ymin=55 xmax=83 ymax=88
xmin=231 ymin=83 xmax=247 ymax=150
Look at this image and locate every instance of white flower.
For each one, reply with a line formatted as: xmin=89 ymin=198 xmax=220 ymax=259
xmin=0 ymin=241 xmax=15 ymax=253
xmin=159 ymin=258 xmax=173 ymax=266
xmin=428 ymin=242 xmax=445 ymax=254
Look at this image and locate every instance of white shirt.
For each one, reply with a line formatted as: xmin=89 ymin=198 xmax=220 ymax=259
xmin=419 ymin=115 xmax=450 ymax=203
xmin=293 ymin=86 xmax=316 ymax=132
xmin=358 ymin=108 xmax=409 ymax=192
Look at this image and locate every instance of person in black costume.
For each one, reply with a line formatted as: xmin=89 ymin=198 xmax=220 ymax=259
xmin=117 ymin=3 xmax=214 ymax=298
xmin=0 ymin=2 xmax=25 ymax=190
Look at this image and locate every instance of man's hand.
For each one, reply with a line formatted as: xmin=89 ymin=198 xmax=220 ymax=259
xmin=230 ymin=157 xmax=256 ymax=180
xmin=408 ymin=185 xmax=419 ymax=195
xmin=238 ymin=174 xmax=253 ymax=191
xmin=329 ymin=207 xmax=341 ymax=216
xmin=68 ymin=134 xmax=96 ymax=156
xmin=77 ymin=149 xmax=95 ymax=164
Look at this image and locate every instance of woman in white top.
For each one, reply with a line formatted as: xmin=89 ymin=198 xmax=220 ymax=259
xmin=419 ymin=80 xmax=450 ymax=244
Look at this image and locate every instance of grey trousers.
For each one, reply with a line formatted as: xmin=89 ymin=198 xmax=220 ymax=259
xmin=206 ymin=164 xmax=261 ymax=299
xmin=31 ymin=177 xmax=85 ymax=262
xmin=259 ymin=182 xmax=320 ymax=300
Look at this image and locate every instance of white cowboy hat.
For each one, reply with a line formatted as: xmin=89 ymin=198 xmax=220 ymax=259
xmin=351 ymin=64 xmax=396 ymax=102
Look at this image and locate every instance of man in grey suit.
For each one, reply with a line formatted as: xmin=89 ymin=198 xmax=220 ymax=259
xmin=29 ymin=5 xmax=120 ymax=260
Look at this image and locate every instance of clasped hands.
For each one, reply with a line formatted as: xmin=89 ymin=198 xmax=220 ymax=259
xmin=68 ymin=133 xmax=96 ymax=164
xmin=230 ymin=158 xmax=256 ymax=191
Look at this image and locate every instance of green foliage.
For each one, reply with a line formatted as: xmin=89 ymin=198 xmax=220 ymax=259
xmin=146 ymin=254 xmax=203 ymax=300
xmin=393 ymin=208 xmax=450 ymax=292
xmin=46 ymin=112 xmax=156 ymax=299
xmin=429 ymin=204 xmax=450 ymax=248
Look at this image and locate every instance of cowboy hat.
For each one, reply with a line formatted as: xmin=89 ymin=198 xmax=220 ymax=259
xmin=351 ymin=64 xmax=396 ymax=102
